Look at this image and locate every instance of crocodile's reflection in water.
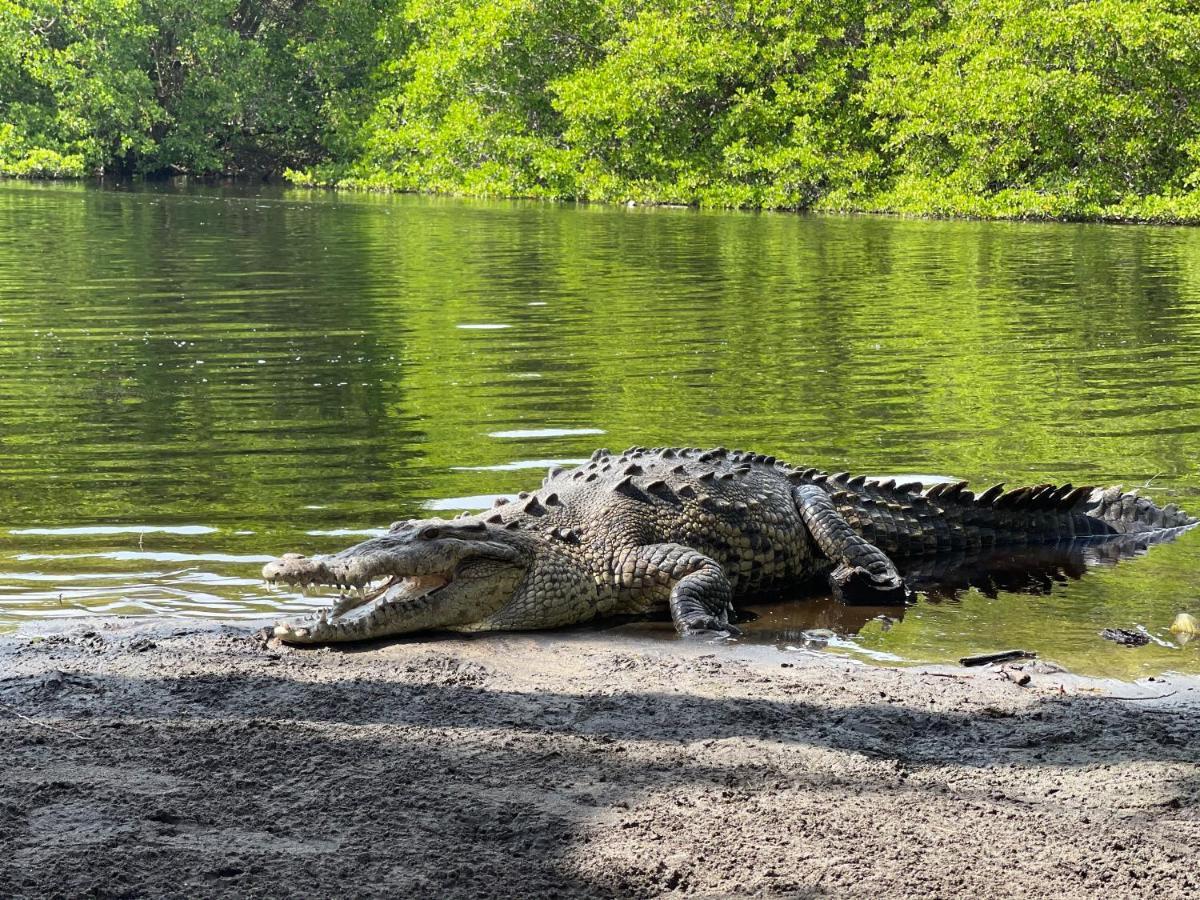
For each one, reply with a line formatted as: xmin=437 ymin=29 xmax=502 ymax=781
xmin=612 ymin=534 xmax=1177 ymax=646
xmin=897 ymin=534 xmax=1163 ymax=600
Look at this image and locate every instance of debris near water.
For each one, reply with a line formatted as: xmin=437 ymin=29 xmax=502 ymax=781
xmin=959 ymin=649 xmax=1036 ymax=667
xmin=1100 ymin=628 xmax=1151 ymax=647
xmin=1000 ymin=666 xmax=1032 ymax=687
xmin=798 ymin=628 xmax=837 ymax=649
xmin=1170 ymin=612 xmax=1199 ymax=637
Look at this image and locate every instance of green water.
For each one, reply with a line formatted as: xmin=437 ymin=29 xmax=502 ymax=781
xmin=1 ymin=180 xmax=1197 ymax=678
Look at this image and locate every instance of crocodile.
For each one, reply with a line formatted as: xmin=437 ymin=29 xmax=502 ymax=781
xmin=262 ymin=446 xmax=1197 ymax=644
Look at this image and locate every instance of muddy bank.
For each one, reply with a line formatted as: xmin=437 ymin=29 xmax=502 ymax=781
xmin=1 ymin=620 xmax=1198 ymax=899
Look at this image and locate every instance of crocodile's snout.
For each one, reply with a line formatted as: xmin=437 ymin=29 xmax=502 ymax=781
xmin=262 ymin=553 xmax=325 ymax=584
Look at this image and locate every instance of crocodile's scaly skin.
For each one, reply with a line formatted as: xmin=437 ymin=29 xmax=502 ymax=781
xmin=263 ymin=447 xmax=1197 ymax=643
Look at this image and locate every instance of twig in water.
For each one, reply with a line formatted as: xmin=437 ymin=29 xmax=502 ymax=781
xmin=56 ymin=593 xmax=92 ymax=615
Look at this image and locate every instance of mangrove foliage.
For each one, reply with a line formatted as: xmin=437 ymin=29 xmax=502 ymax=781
xmin=4 ymin=0 xmax=1200 ymax=220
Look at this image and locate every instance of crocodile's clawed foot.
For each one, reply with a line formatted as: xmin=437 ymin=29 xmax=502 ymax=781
xmin=678 ymin=617 xmax=741 ymax=639
xmin=830 ymin=563 xmax=914 ymax=604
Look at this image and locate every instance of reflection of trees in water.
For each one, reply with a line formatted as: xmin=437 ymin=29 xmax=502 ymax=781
xmin=6 ymin=185 xmax=1200 ymax=529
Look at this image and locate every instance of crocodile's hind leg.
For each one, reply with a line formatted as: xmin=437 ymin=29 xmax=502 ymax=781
xmin=622 ymin=543 xmax=739 ymax=636
xmin=793 ymin=484 xmax=913 ymax=604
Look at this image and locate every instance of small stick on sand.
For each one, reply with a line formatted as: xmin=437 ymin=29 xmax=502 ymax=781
xmin=0 ymin=701 xmax=92 ymax=740
xmin=924 ymin=672 xmax=973 ymax=679
xmin=1107 ymin=691 xmax=1178 ymax=702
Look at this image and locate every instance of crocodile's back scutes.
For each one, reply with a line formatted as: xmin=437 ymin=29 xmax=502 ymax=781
xmin=480 ymin=447 xmax=820 ymax=600
xmin=470 ymin=447 xmax=1197 ymax=588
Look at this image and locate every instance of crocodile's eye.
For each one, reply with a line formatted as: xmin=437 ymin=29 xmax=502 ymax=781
xmin=418 ymin=526 xmax=442 ymax=541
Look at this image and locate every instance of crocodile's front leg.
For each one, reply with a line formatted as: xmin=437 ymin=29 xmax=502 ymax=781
xmin=793 ymin=484 xmax=913 ymax=604
xmin=618 ymin=543 xmax=738 ymax=636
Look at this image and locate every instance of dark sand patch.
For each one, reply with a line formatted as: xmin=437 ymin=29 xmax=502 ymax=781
xmin=1 ymin=620 xmax=1198 ymax=898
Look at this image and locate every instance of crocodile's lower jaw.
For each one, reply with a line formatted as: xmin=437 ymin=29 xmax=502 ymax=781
xmin=273 ymin=574 xmax=451 ymax=641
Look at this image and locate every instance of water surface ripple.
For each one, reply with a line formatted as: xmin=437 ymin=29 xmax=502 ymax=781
xmin=1 ymin=182 xmax=1198 ymax=678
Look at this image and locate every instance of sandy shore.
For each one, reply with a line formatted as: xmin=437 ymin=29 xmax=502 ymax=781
xmin=1 ymin=619 xmax=1198 ymax=899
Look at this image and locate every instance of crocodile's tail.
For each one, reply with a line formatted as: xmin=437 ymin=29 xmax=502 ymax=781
xmin=1080 ymin=485 xmax=1198 ymax=535
xmin=913 ymin=479 xmax=1198 ymax=542
xmin=814 ymin=472 xmax=1197 ymax=557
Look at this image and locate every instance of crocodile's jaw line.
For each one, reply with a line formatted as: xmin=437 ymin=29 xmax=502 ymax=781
xmin=262 ymin=531 xmax=528 ymax=644
xmin=268 ymin=571 xmax=455 ymax=643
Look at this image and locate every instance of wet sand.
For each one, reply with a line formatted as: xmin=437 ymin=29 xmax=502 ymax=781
xmin=1 ymin=619 xmax=1198 ymax=898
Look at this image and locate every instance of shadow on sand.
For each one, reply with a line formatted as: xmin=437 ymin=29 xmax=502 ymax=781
xmin=1 ymin=635 xmax=1197 ymax=897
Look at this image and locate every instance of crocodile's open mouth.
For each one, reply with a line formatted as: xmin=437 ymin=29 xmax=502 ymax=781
xmin=266 ymin=568 xmax=452 ymax=638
